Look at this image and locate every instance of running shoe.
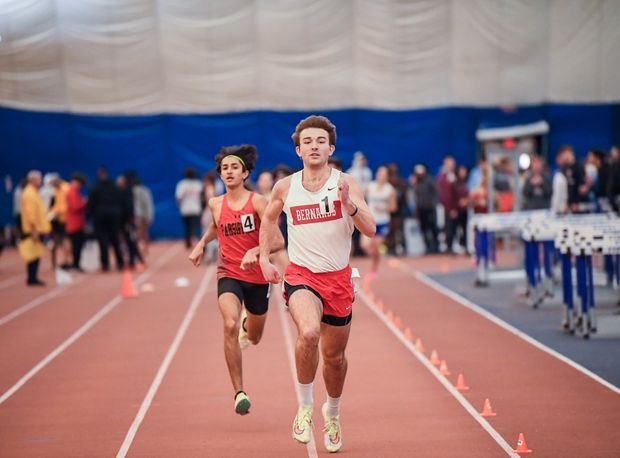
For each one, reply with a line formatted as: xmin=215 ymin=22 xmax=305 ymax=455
xmin=234 ymin=390 xmax=251 ymax=415
xmin=238 ymin=308 xmax=251 ymax=350
xmin=321 ymin=402 xmax=343 ymax=453
xmin=292 ymin=404 xmax=313 ymax=444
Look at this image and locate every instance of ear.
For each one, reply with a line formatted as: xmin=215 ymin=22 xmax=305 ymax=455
xmin=329 ymin=145 xmax=335 ymax=156
xmin=296 ymin=146 xmax=302 ymax=159
xmin=242 ymin=170 xmax=249 ymax=181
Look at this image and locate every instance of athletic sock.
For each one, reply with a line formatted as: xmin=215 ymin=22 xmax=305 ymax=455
xmin=297 ymin=382 xmax=313 ymax=406
xmin=326 ymin=394 xmax=340 ymax=417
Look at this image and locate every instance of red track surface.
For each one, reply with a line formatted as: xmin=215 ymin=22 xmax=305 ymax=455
xmin=0 ymin=244 xmax=619 ymax=457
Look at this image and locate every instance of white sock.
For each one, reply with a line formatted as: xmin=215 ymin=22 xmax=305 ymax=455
xmin=327 ymin=394 xmax=340 ymax=417
xmin=297 ymin=382 xmax=313 ymax=406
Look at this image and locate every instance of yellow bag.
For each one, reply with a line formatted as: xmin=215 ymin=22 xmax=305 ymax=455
xmin=17 ymin=237 xmax=46 ymax=263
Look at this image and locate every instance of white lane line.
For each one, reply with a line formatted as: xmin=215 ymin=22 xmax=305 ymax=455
xmin=276 ymin=294 xmax=319 ymax=458
xmin=0 ymin=276 xmax=87 ymax=327
xmin=0 ymin=275 xmax=21 ymax=290
xmin=0 ymin=244 xmax=181 ymax=406
xmin=116 ymin=264 xmax=215 ymax=458
xmin=358 ymin=290 xmax=519 ymax=457
xmin=413 ymin=270 xmax=620 ymax=396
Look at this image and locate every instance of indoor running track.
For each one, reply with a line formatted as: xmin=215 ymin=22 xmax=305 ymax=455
xmin=0 ymin=243 xmax=619 ymax=457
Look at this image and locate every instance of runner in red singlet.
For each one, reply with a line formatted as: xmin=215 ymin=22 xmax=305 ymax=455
xmin=189 ymin=144 xmax=284 ymax=415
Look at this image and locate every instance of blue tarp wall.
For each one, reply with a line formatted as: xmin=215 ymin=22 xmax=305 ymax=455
xmin=1 ymin=104 xmax=619 ymax=238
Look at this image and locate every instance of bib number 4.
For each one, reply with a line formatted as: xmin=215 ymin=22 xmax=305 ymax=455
xmin=241 ymin=214 xmax=256 ymax=233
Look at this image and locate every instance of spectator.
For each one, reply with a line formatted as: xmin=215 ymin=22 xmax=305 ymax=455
xmin=412 ymin=164 xmax=439 ymax=254
xmin=127 ymin=172 xmax=154 ymax=257
xmin=117 ymin=174 xmax=143 ymax=269
xmin=175 ymin=167 xmax=203 ymax=249
xmin=607 ymin=146 xmax=620 ymax=211
xmin=346 ymin=151 xmax=372 ymax=193
xmin=20 ymin=170 xmax=51 ymax=286
xmin=386 ymin=162 xmax=408 ymax=255
xmin=49 ymin=175 xmax=72 ymax=269
xmin=455 ymin=165 xmax=469 ymax=253
xmin=66 ymin=173 xmax=88 ymax=272
xmin=522 ymin=155 xmax=552 ymax=210
xmin=436 ymin=155 xmax=458 ymax=253
xmin=551 ymin=147 xmax=571 ymax=215
xmin=88 ymin=167 xmax=125 ymax=271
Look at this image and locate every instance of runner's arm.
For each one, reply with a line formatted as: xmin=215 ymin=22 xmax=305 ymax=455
xmin=188 ymin=198 xmax=218 ymax=267
xmin=259 ymin=180 xmax=287 ymax=283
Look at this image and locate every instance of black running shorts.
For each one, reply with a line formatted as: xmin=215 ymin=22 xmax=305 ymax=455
xmin=217 ymin=277 xmax=270 ymax=316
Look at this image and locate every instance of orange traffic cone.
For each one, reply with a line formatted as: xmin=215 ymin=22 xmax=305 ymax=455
xmin=404 ymin=327 xmax=414 ymax=342
xmin=415 ymin=338 xmax=425 ymax=353
xmin=480 ymin=398 xmax=497 ymax=417
xmin=455 ymin=373 xmax=469 ymax=391
xmin=513 ymin=433 xmax=532 ymax=454
xmin=439 ymin=359 xmax=451 ymax=376
xmin=429 ymin=350 xmax=441 ymax=366
xmin=377 ymin=300 xmax=385 ymax=311
xmin=394 ymin=315 xmax=403 ymax=330
xmin=121 ymin=269 xmax=138 ymax=298
xmin=386 ymin=309 xmax=394 ymax=322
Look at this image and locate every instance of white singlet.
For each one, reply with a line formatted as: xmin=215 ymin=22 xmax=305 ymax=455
xmin=366 ymin=181 xmax=394 ymax=226
xmin=283 ymin=168 xmax=355 ymax=273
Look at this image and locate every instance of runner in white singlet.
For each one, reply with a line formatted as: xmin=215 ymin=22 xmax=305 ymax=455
xmin=259 ymin=115 xmax=376 ymax=453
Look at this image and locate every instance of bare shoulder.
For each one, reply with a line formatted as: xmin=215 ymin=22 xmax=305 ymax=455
xmin=208 ymin=195 xmax=224 ymax=222
xmin=252 ymin=192 xmax=268 ymax=211
xmin=272 ymin=175 xmax=292 ymax=201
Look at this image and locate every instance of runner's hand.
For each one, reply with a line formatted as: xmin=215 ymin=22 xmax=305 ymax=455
xmin=188 ymin=241 xmax=205 ymax=267
xmin=240 ymin=251 xmax=257 ymax=271
xmin=337 ymin=177 xmax=355 ymax=214
xmin=260 ymin=261 xmax=281 ymax=284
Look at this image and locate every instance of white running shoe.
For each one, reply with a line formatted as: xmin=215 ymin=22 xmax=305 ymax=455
xmin=292 ymin=404 xmax=313 ymax=444
xmin=322 ymin=402 xmax=343 ymax=453
xmin=234 ymin=391 xmax=251 ymax=415
xmin=238 ymin=308 xmax=251 ymax=350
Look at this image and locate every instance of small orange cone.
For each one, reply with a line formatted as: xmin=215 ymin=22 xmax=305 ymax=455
xmin=455 ymin=373 xmax=469 ymax=391
xmin=121 ymin=269 xmax=138 ymax=298
xmin=386 ymin=309 xmax=394 ymax=322
xmin=429 ymin=350 xmax=441 ymax=366
xmin=439 ymin=359 xmax=451 ymax=376
xmin=377 ymin=300 xmax=385 ymax=311
xmin=404 ymin=327 xmax=414 ymax=342
xmin=480 ymin=398 xmax=497 ymax=417
xmin=513 ymin=433 xmax=532 ymax=454
xmin=415 ymin=338 xmax=425 ymax=353
xmin=394 ymin=315 xmax=403 ymax=330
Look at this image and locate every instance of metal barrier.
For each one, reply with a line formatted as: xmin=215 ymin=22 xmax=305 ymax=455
xmin=472 ymin=211 xmax=620 ymax=339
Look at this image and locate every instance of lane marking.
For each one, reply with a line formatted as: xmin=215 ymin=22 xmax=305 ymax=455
xmin=116 ymin=264 xmax=214 ymax=458
xmin=358 ymin=290 xmax=519 ymax=457
xmin=0 ymin=275 xmax=21 ymax=290
xmin=412 ymin=269 xmax=620 ymax=395
xmin=0 ymin=244 xmax=181 ymax=406
xmin=0 ymin=276 xmax=87 ymax=327
xmin=276 ymin=294 xmax=319 ymax=458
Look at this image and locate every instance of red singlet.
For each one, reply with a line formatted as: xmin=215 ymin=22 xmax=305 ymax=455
xmin=216 ymin=192 xmax=267 ymax=284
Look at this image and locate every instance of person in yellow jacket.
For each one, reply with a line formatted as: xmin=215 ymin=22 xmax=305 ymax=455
xmin=20 ymin=170 xmax=51 ymax=286
xmin=49 ymin=175 xmax=72 ymax=269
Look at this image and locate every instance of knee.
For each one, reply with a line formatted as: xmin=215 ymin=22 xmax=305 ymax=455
xmin=299 ymin=327 xmax=320 ymax=348
xmin=223 ymin=319 xmax=238 ymax=338
xmin=323 ymin=351 xmax=346 ymax=368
